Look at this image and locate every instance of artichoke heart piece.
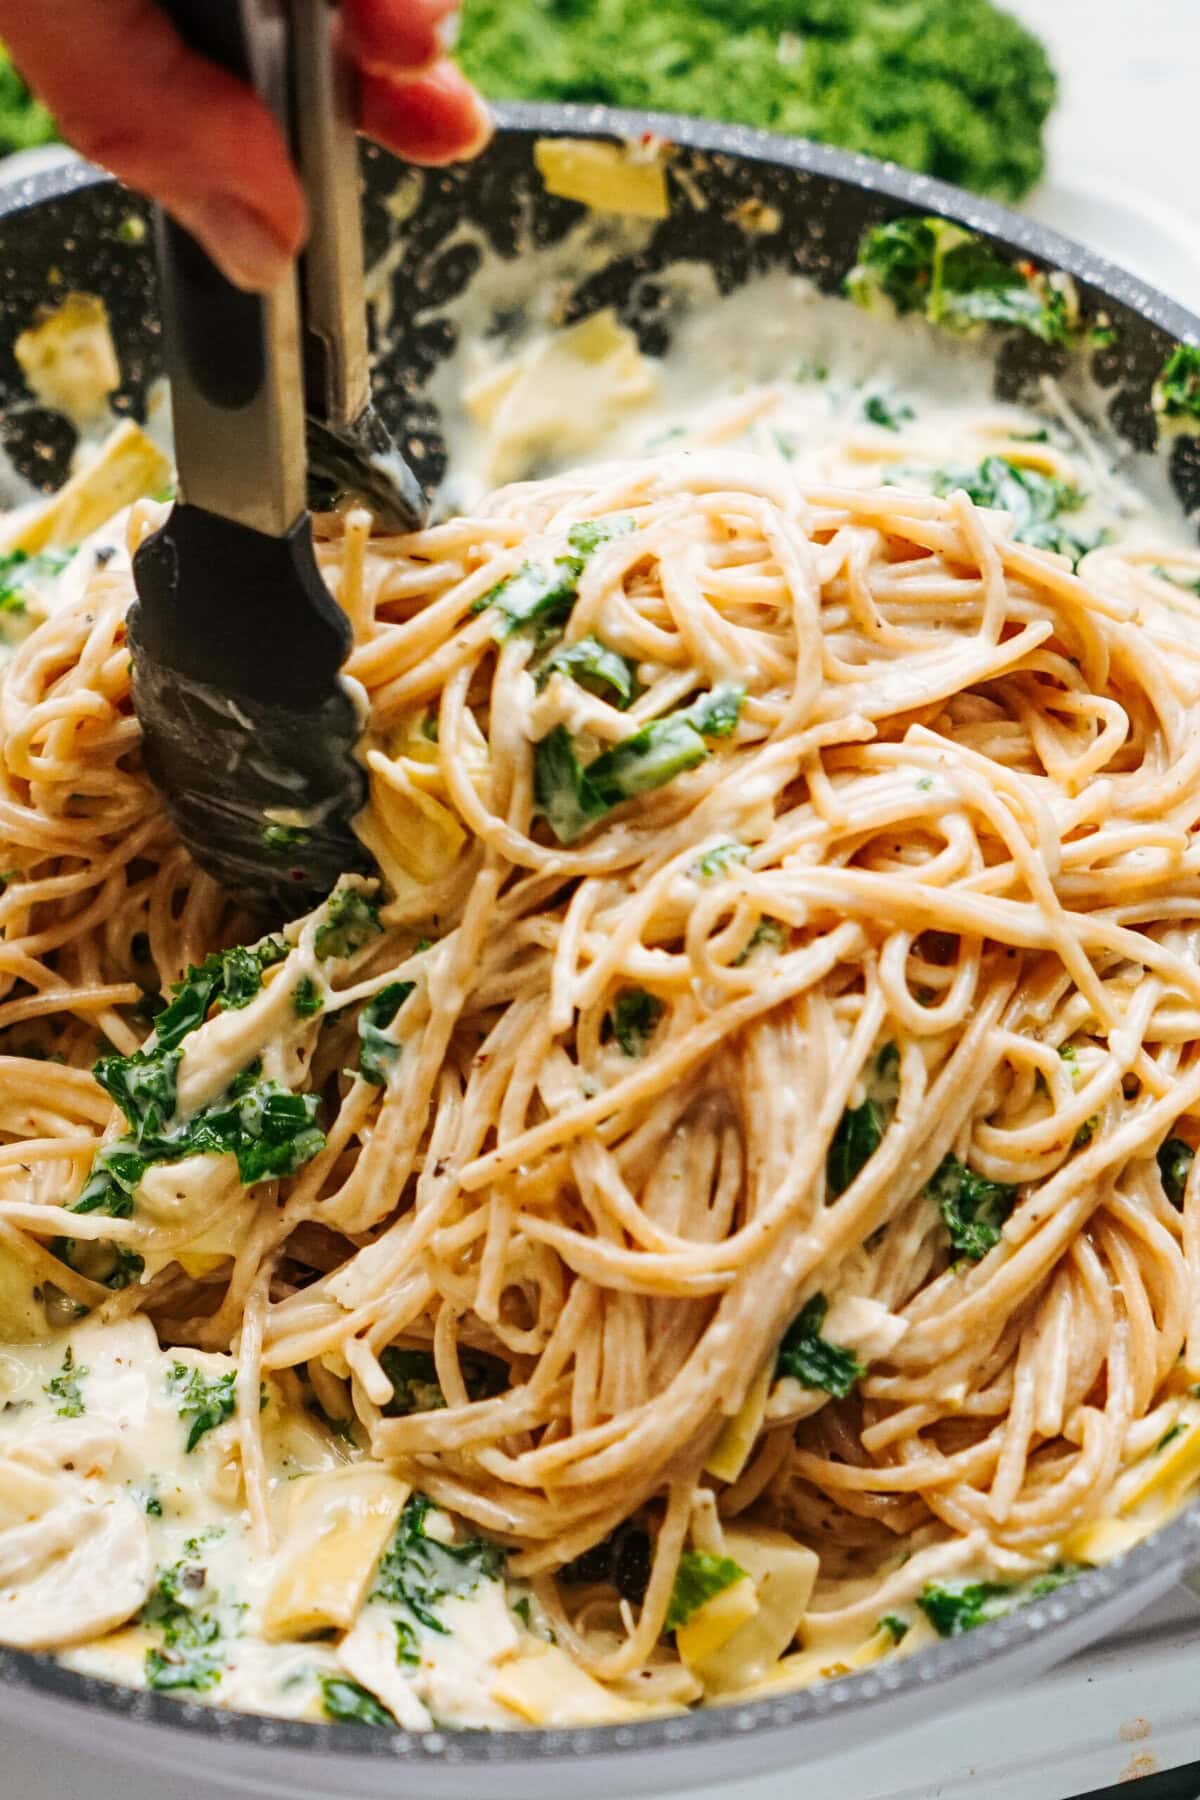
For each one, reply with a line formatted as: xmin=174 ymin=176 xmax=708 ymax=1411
xmin=262 ymin=1467 xmax=410 ymax=1642
xmin=15 ymin=292 xmax=120 ymax=425
xmin=491 ymin=1641 xmax=667 ymax=1726
xmin=685 ymin=1524 xmax=818 ymax=1695
xmin=675 ymin=1575 xmax=760 ymax=1665
xmin=704 ymin=1357 xmax=773 ymax=1484
xmin=0 ymin=419 xmax=171 ymax=556
xmin=360 ymin=708 xmax=489 ymax=896
xmin=533 ymin=137 xmax=670 ymax=220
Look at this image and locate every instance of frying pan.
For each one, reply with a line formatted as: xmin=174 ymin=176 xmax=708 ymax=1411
xmin=0 ymin=104 xmax=1198 ymax=1800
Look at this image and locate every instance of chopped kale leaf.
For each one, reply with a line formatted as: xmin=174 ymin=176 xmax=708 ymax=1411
xmin=371 ymin=1494 xmax=504 ymax=1632
xmin=142 ymin=1557 xmax=224 ymax=1693
xmin=154 ymin=937 xmax=289 ymax=1053
xmin=320 ymin=1677 xmax=394 ymax=1727
xmin=849 ymin=217 xmax=1080 ymax=347
xmin=46 ymin=1345 xmax=86 ymax=1417
xmin=930 ymin=456 xmax=1095 ymax=566
xmin=929 ymin=1154 xmax=1017 ymax=1261
xmin=827 ymin=1098 xmax=885 ymax=1198
xmin=1158 ymin=1137 xmax=1194 ymax=1209
xmin=776 ymin=1293 xmax=865 ymax=1399
xmin=380 ymin=1347 xmax=446 ymax=1417
xmin=1154 ymin=346 xmax=1200 ymax=427
xmin=260 ymin=823 xmax=311 ymax=859
xmin=694 ymin=841 xmax=751 ymax=880
xmin=482 ymin=517 xmax=634 ymax=645
xmin=533 ymin=685 xmax=745 ymax=845
xmin=918 ymin=1565 xmax=1081 ymax=1638
xmin=292 ymin=975 xmax=324 ymax=1018
xmin=358 ymin=981 xmax=414 ymax=1086
xmin=863 ymin=393 xmax=915 ymax=432
xmin=607 ymin=988 xmax=664 ymax=1057
xmin=315 ymin=888 xmax=382 ymax=960
xmin=167 ymin=1362 xmax=237 ymax=1453
xmin=536 ymin=634 xmax=639 ymax=707
xmin=665 ymin=1551 xmax=747 ymax=1631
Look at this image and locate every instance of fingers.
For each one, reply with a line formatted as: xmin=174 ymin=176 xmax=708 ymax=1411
xmin=359 ymin=57 xmax=492 ymax=166
xmin=341 ymin=0 xmax=461 ymax=77
xmin=0 ymin=0 xmax=303 ymax=292
xmin=0 ymin=0 xmax=491 ymax=294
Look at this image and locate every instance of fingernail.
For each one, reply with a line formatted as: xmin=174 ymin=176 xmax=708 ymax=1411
xmin=436 ymin=8 xmax=461 ymax=53
xmin=174 ymin=196 xmax=293 ymax=293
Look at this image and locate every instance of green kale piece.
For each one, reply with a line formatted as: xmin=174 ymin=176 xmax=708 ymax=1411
xmin=153 ymin=937 xmax=289 ymax=1052
xmin=167 ymin=1363 xmax=237 ymax=1453
xmin=0 ymin=547 xmax=73 ymax=616
xmin=358 ymin=981 xmax=414 ymax=1086
xmin=929 ymin=1154 xmax=1018 ymax=1261
xmin=314 ymin=889 xmax=382 ymax=960
xmin=827 ymin=1099 xmax=884 ymax=1198
xmin=534 ymin=685 xmax=745 ymax=845
xmin=694 ymin=841 xmax=751 ymax=880
xmin=863 ymin=394 xmax=915 ymax=432
xmin=918 ymin=1565 xmax=1081 ymax=1637
xmin=371 ymin=1494 xmax=504 ymax=1632
xmin=142 ymin=1557 xmax=224 ymax=1693
xmin=1154 ymin=346 xmax=1200 ymax=427
xmin=665 ymin=1551 xmax=747 ymax=1631
xmin=379 ymin=1347 xmax=446 ymax=1417
xmin=566 ymin=517 xmax=635 ymax=557
xmin=70 ymin=1142 xmax=148 ymax=1218
xmin=481 ymin=517 xmax=634 ymax=644
xmin=320 ymin=1677 xmax=394 ymax=1727
xmin=930 ymin=456 xmax=1095 ymax=566
xmin=292 ymin=976 xmax=324 ymax=1018
xmin=607 ymin=989 xmax=664 ymax=1057
xmin=0 ymin=47 xmax=58 ymax=154
xmin=379 ymin=1345 xmax=504 ymax=1418
xmin=849 ymin=217 xmax=1079 ymax=344
xmin=46 ymin=1346 xmax=86 ymax=1417
xmin=186 ymin=1066 xmax=325 ymax=1184
xmin=776 ymin=1293 xmax=865 ymax=1398
xmin=1158 ymin=1137 xmax=1194 ymax=1209
xmin=536 ymin=634 xmax=639 ymax=707
xmin=93 ymin=1045 xmax=181 ymax=1141
xmin=733 ymin=918 xmax=787 ymax=966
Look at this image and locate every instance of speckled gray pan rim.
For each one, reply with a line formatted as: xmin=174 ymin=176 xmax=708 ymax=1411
xmin=0 ymin=101 xmax=1198 ymax=1761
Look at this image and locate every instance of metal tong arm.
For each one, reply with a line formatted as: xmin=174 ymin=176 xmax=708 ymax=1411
xmin=155 ymin=0 xmax=307 ymax=538
xmin=292 ymin=0 xmax=372 ymax=434
xmin=157 ymin=0 xmax=375 ymax=535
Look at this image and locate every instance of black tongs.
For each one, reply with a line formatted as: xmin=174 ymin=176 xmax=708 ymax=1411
xmin=129 ymin=0 xmax=426 ymax=914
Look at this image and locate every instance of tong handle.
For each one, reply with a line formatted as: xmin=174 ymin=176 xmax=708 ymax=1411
xmin=156 ymin=0 xmax=307 ymax=536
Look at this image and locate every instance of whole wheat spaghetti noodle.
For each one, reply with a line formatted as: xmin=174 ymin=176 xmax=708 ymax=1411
xmin=3 ymin=440 xmax=1200 ymax=1720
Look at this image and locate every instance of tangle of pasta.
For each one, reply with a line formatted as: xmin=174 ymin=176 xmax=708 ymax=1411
xmin=4 ymin=441 xmax=1200 ymax=1714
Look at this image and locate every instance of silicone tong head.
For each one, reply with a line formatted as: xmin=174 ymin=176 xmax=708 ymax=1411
xmin=129 ymin=506 xmax=371 ymax=914
xmin=305 ymin=405 xmax=426 ymax=532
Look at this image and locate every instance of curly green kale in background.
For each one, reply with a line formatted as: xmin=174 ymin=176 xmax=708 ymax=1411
xmin=458 ymin=0 xmax=1056 ymax=203
xmin=0 ymin=44 xmax=57 ymax=156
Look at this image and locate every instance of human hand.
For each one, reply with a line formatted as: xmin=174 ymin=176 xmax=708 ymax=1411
xmin=0 ymin=0 xmax=491 ymax=291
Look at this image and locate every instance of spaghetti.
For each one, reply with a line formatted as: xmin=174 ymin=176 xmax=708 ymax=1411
xmin=3 ymin=436 xmax=1200 ymax=1719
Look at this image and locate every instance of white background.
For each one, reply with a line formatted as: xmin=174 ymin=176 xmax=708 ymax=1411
xmin=3 ymin=4 xmax=1199 ymax=1797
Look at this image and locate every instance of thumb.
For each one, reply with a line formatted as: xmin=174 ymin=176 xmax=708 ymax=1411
xmin=0 ymin=0 xmax=306 ymax=292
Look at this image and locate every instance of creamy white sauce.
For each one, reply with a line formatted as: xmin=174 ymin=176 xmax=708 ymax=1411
xmin=0 ymin=222 xmax=1195 ymax=1725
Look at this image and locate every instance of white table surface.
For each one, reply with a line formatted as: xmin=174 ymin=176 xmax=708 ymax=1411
xmin=4 ymin=6 xmax=1199 ymax=1798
